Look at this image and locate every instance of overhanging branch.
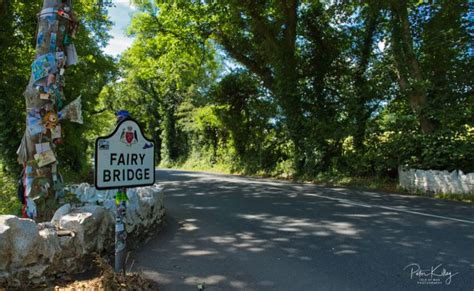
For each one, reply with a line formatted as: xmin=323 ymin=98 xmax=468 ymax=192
xmin=217 ymin=33 xmax=275 ymax=92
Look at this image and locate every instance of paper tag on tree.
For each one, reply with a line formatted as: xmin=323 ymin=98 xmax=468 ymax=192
xmin=51 ymin=124 xmax=62 ymax=139
xmin=34 ymin=150 xmax=56 ymax=167
xmin=27 ymin=111 xmax=45 ymax=136
xmin=35 ymin=142 xmax=51 ymax=154
xmin=40 ymin=93 xmax=50 ymax=100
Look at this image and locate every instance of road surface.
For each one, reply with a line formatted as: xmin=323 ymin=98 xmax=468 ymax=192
xmin=131 ymin=169 xmax=474 ymax=290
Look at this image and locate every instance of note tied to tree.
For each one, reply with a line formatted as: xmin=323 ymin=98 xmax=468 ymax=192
xmin=95 ymin=119 xmax=155 ymax=189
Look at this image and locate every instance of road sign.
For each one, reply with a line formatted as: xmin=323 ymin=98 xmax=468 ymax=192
xmin=95 ymin=118 xmax=155 ymax=189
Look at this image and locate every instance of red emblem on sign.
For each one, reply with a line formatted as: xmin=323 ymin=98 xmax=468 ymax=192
xmin=120 ymin=126 xmax=138 ymax=146
xmin=126 ymin=131 xmax=134 ymax=143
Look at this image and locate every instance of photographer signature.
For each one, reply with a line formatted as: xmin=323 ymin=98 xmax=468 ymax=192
xmin=403 ymin=263 xmax=459 ymax=285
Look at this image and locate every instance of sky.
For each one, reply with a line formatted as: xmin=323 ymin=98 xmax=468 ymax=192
xmin=102 ymin=0 xmax=136 ymax=57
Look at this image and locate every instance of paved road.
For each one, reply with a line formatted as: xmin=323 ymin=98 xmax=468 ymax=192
xmin=131 ymin=169 xmax=474 ymax=291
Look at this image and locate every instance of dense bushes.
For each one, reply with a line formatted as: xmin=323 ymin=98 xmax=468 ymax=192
xmin=164 ymin=71 xmax=473 ymax=178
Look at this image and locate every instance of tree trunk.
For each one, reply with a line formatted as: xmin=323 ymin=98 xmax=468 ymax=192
xmin=390 ymin=1 xmax=436 ymax=134
xmin=280 ymin=0 xmax=306 ymax=174
xmin=275 ymin=56 xmax=305 ymax=174
xmin=214 ymin=1 xmax=305 ymax=174
xmin=18 ymin=0 xmax=77 ymax=219
xmin=0 ymin=0 xmax=5 ymax=18
xmin=353 ymin=7 xmax=379 ymax=151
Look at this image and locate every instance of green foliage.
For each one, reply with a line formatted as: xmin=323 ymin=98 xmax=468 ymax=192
xmin=114 ymin=0 xmax=473 ymax=186
xmin=0 ymin=0 xmax=37 ymax=173
xmin=1 ymin=0 xmax=472 ymax=201
xmin=0 ymin=0 xmax=116 ymax=179
xmin=108 ymin=2 xmax=220 ymax=166
xmin=356 ymin=104 xmax=474 ymax=176
xmin=434 ymin=193 xmax=474 ymax=204
xmin=168 ymin=71 xmax=296 ymax=177
xmin=0 ymin=166 xmax=21 ymax=215
xmin=56 ymin=4 xmax=116 ymax=175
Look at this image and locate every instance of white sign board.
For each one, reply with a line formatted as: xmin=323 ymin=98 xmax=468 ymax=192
xmin=95 ymin=119 xmax=155 ymax=189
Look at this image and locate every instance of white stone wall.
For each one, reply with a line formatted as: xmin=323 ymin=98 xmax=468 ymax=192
xmin=0 ymin=184 xmax=165 ymax=287
xmin=399 ymin=167 xmax=474 ymax=195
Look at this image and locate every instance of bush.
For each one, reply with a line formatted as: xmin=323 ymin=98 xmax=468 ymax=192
xmin=0 ymin=163 xmax=21 ymax=215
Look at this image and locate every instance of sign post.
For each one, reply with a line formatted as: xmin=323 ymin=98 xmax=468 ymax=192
xmin=114 ymin=187 xmax=127 ymax=274
xmin=95 ymin=117 xmax=155 ymax=273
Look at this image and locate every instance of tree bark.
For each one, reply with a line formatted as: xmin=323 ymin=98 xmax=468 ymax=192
xmin=279 ymin=0 xmax=305 ymax=174
xmin=221 ymin=0 xmax=304 ymax=173
xmin=353 ymin=7 xmax=379 ymax=150
xmin=390 ymin=1 xmax=436 ymax=134
xmin=0 ymin=0 xmax=5 ymax=18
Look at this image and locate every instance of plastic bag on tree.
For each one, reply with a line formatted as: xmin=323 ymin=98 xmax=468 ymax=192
xmin=66 ymin=44 xmax=78 ymax=66
xmin=59 ymin=96 xmax=83 ymax=124
xmin=16 ymin=133 xmax=28 ymax=164
xmin=25 ymin=198 xmax=37 ymax=219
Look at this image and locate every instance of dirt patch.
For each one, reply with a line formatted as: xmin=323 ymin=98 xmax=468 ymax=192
xmin=48 ymin=256 xmax=159 ymax=291
xmin=51 ymin=273 xmax=157 ymax=291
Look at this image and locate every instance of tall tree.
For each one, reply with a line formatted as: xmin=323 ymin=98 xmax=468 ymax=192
xmin=351 ymin=3 xmax=380 ymax=150
xmin=114 ymin=8 xmax=218 ymax=164
xmin=123 ymin=0 xmax=473 ymax=177
xmin=390 ymin=0 xmax=436 ymax=134
xmin=132 ymin=0 xmax=307 ymax=172
xmin=213 ymin=0 xmax=305 ymax=172
xmin=0 ymin=0 xmax=114 ymax=218
xmin=17 ymin=0 xmax=81 ymax=219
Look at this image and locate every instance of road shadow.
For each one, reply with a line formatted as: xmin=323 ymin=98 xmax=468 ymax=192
xmin=134 ymin=169 xmax=474 ymax=290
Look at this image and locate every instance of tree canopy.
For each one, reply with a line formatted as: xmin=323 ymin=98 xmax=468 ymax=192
xmin=1 ymin=0 xmax=472 ymax=185
xmin=113 ymin=0 xmax=472 ymax=177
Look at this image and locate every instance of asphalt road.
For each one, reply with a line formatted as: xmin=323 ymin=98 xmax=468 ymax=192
xmin=131 ymin=169 xmax=474 ymax=291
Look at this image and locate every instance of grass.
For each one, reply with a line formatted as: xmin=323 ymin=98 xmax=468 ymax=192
xmin=0 ymin=166 xmax=21 ymax=216
xmin=434 ymin=193 xmax=474 ymax=203
xmin=308 ymin=172 xmax=399 ymax=193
